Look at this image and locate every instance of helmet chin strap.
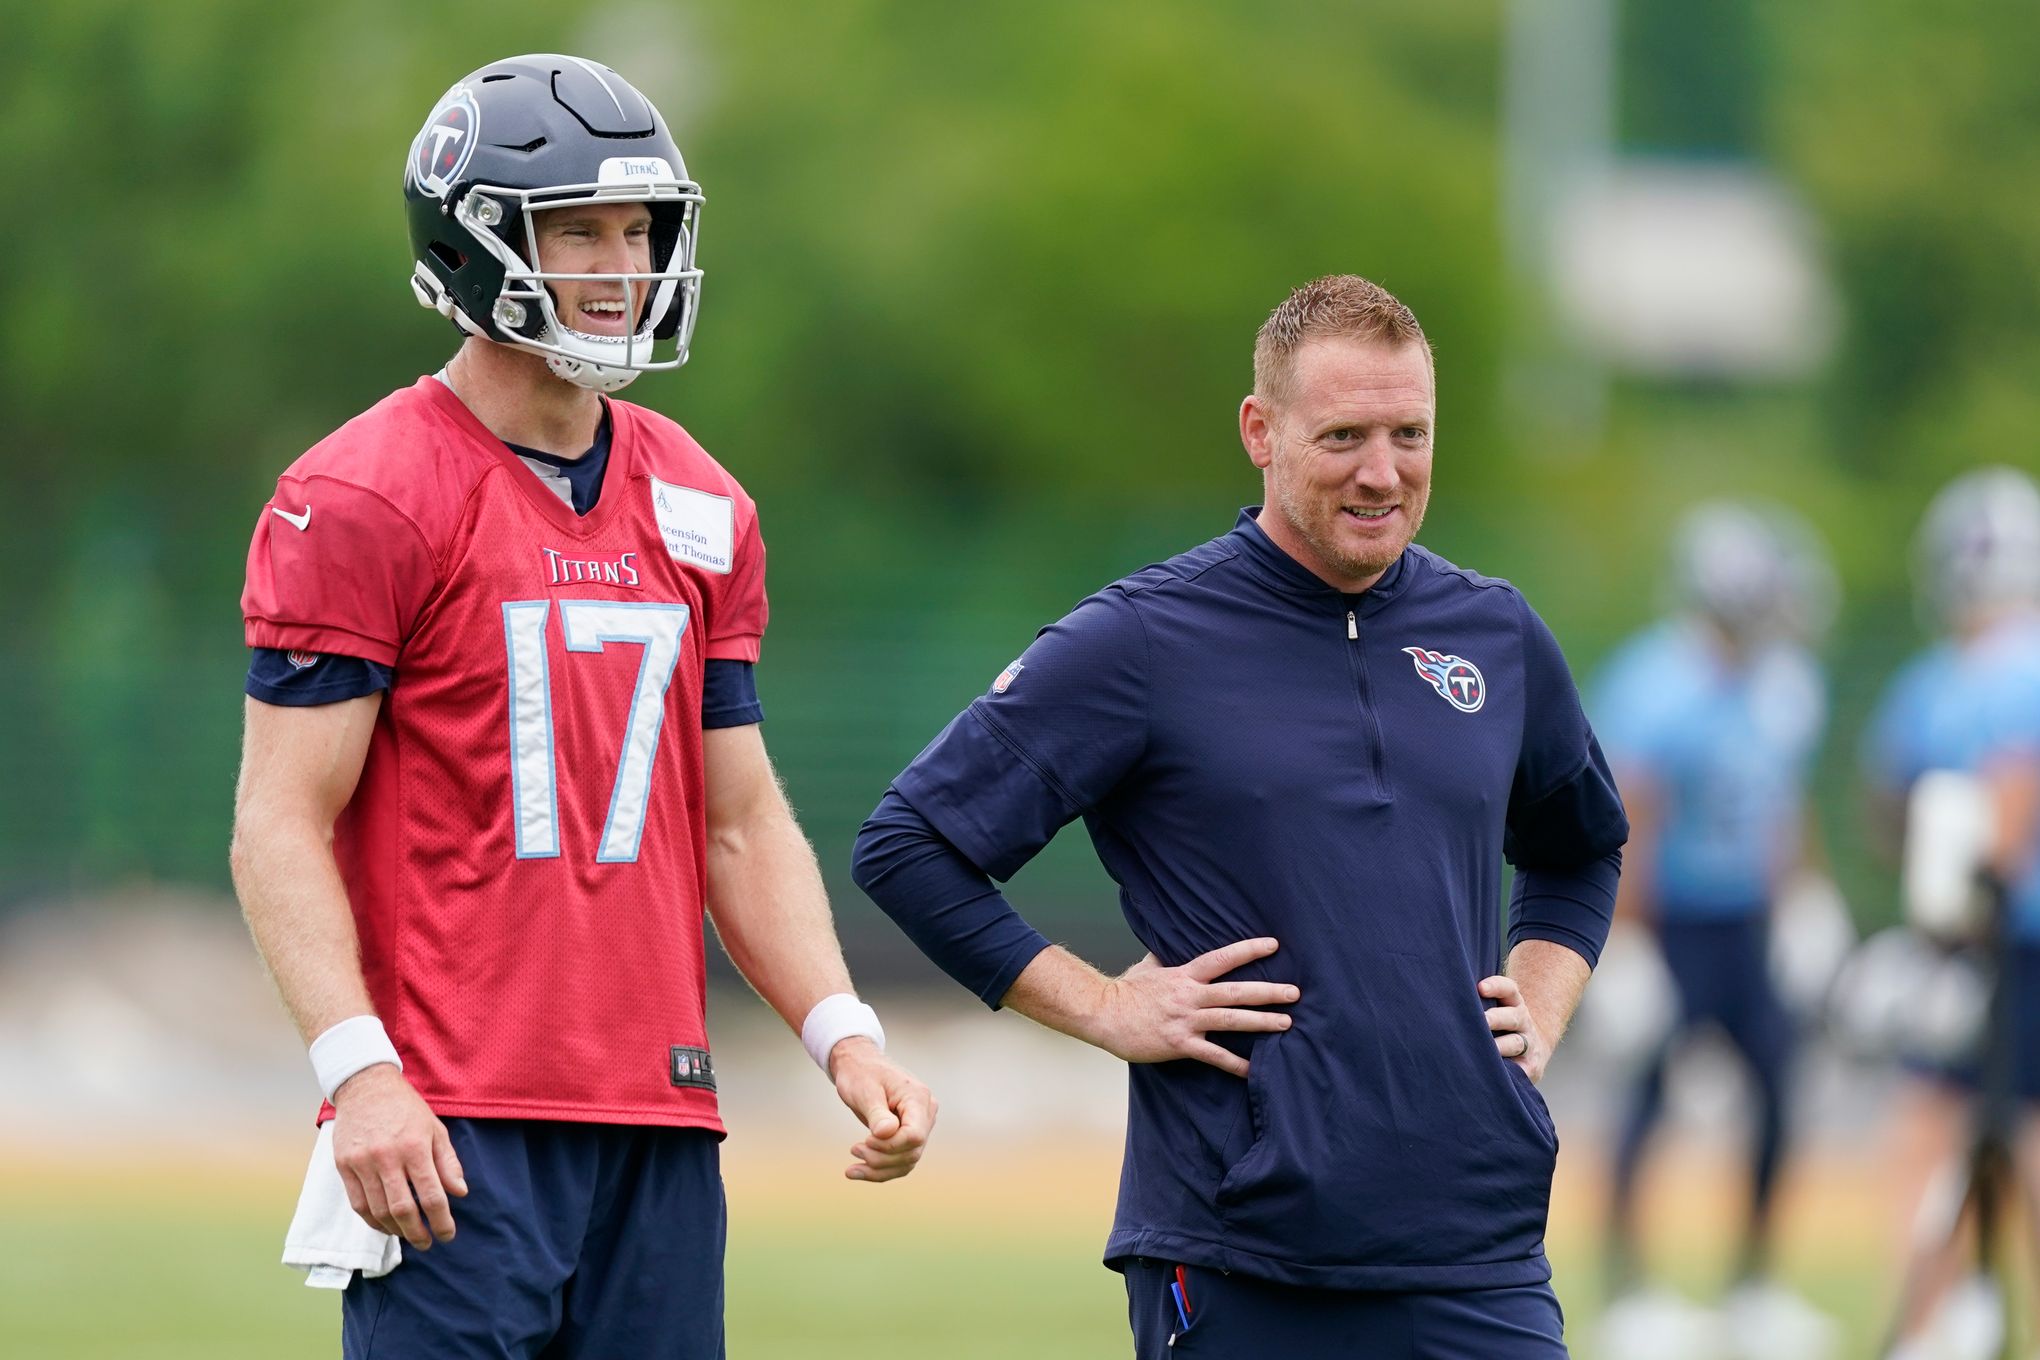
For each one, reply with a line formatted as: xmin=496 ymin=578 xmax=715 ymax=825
xmin=544 ymin=355 xmax=641 ymax=393
xmin=540 ymin=324 xmax=649 ymax=393
xmin=523 ymin=276 xmax=652 ymax=392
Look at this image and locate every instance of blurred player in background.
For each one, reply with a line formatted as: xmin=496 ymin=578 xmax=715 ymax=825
xmin=230 ymin=55 xmax=931 ymax=1359
xmin=1863 ymin=467 xmax=2040 ymax=1360
xmin=1591 ymin=502 xmax=1842 ymax=1359
xmin=855 ymin=275 xmax=1627 ymax=1357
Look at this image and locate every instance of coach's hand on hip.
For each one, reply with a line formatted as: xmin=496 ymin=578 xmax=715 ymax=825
xmin=1480 ymin=974 xmax=1553 ymax=1083
xmin=830 ymin=1039 xmax=937 ymax=1183
xmin=331 ymin=1063 xmax=468 ymax=1248
xmin=1094 ymin=937 xmax=1299 ymax=1078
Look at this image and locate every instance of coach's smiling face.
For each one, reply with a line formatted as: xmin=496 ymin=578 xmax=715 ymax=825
xmin=1239 ymin=336 xmax=1435 ymax=594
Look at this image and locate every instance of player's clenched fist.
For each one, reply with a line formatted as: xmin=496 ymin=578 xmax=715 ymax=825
xmin=331 ymin=1064 xmax=468 ymax=1248
xmin=1090 ymin=937 xmax=1300 ymax=1077
xmin=828 ymin=1037 xmax=936 ymax=1183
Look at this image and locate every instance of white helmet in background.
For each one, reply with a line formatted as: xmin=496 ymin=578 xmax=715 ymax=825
xmin=1668 ymin=500 xmax=1838 ymax=645
xmin=1915 ymin=466 xmax=2040 ymax=631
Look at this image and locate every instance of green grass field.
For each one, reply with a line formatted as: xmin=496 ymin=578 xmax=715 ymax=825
xmin=0 ymin=1139 xmax=1904 ymax=1357
xmin=0 ymin=1201 xmax=1130 ymax=1358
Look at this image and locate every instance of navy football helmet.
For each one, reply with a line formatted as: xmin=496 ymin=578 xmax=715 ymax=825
xmin=404 ymin=54 xmax=703 ymax=392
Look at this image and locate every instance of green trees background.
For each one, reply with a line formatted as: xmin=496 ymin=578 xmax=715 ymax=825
xmin=3 ymin=1 xmax=2033 ymax=960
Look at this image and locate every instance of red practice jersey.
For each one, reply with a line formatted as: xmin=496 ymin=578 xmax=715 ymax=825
xmin=243 ymin=377 xmax=767 ymax=1130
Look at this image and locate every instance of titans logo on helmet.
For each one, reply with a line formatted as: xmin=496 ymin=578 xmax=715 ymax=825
xmin=1402 ymin=646 xmax=1486 ymax=713
xmin=409 ymin=85 xmax=481 ymax=199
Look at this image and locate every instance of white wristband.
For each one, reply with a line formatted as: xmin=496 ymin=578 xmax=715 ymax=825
xmin=309 ymin=1015 xmax=403 ymax=1103
xmin=801 ymin=993 xmax=885 ymax=1073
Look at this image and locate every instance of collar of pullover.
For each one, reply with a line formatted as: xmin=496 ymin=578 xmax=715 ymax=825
xmin=1227 ymin=506 xmax=1411 ymax=615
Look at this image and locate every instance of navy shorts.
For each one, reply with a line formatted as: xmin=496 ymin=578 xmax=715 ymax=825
xmin=1908 ymin=940 xmax=2040 ymax=1101
xmin=1120 ymin=1259 xmax=1567 ymax=1358
xmin=342 ymin=1119 xmax=726 ymax=1360
xmin=1657 ymin=915 xmax=1785 ymax=1028
xmin=1656 ymin=915 xmax=1793 ymax=1072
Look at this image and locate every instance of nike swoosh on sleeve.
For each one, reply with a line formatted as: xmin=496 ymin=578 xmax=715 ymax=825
xmin=271 ymin=504 xmax=312 ymax=531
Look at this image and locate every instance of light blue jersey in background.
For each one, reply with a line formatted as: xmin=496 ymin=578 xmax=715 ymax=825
xmin=1862 ymin=614 xmax=2040 ymax=940
xmin=1593 ymin=621 xmax=1826 ymax=920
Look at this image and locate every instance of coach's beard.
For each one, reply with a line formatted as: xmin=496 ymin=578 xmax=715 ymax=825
xmin=1276 ymin=482 xmax=1427 ymax=586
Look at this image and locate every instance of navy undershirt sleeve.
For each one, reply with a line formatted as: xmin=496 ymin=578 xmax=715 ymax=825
xmin=248 ymin=650 xmax=764 ymax=727
xmin=701 ymin=660 xmax=764 ymax=728
xmin=1508 ymin=848 xmax=1622 ymax=968
xmin=1501 ymin=593 xmax=1629 ymax=968
xmin=852 ymin=788 xmax=1054 ymax=1007
xmin=246 ymin=649 xmax=393 ymax=706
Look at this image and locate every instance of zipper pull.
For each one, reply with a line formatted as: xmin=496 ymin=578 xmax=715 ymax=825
xmin=1346 ymin=610 xmax=1358 ymax=640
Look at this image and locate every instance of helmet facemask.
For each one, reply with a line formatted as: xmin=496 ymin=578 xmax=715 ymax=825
xmin=453 ymin=172 xmax=703 ymax=393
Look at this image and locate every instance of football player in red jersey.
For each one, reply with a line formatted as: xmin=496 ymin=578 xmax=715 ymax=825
xmin=230 ymin=55 xmax=933 ymax=1358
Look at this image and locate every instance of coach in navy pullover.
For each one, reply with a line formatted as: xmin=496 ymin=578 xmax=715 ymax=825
xmin=853 ymin=277 xmax=1625 ymax=1310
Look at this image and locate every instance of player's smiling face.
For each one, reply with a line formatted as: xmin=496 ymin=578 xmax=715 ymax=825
xmin=1241 ymin=336 xmax=1435 ymax=593
xmin=532 ymin=202 xmax=655 ymax=337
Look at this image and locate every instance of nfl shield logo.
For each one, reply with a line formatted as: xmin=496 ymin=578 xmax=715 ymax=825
xmin=669 ymin=1045 xmax=716 ymax=1091
xmin=992 ymin=660 xmax=1025 ymax=695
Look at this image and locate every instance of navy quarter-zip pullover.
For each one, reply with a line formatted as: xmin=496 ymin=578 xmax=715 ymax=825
xmin=853 ymin=509 xmax=1627 ymax=1291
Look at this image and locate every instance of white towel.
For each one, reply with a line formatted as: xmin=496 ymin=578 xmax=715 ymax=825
xmin=281 ymin=1120 xmax=403 ymax=1289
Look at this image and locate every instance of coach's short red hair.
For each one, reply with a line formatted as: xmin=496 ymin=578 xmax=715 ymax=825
xmin=1253 ymin=275 xmax=1431 ymax=405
